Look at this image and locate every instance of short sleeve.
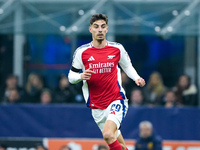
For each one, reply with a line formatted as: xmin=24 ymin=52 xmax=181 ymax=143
xmin=118 ymin=44 xmax=132 ymax=68
xmin=72 ymin=48 xmax=83 ymax=70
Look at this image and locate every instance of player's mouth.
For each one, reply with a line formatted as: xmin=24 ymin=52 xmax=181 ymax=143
xmin=97 ymin=34 xmax=104 ymax=37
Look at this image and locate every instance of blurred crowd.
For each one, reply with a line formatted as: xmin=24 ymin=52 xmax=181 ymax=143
xmin=125 ymin=72 xmax=198 ymax=107
xmin=0 ymin=71 xmax=198 ymax=107
xmin=0 ymin=73 xmax=84 ymax=105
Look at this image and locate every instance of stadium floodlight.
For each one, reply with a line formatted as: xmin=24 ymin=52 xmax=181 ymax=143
xmin=72 ymin=26 xmax=78 ymax=32
xmin=65 ymin=0 xmax=107 ymax=35
xmin=154 ymin=26 xmax=161 ymax=32
xmin=184 ymin=10 xmax=190 ymax=16
xmin=167 ymin=26 xmax=173 ymax=32
xmin=160 ymin=0 xmax=200 ymax=37
xmin=172 ymin=10 xmax=178 ymax=16
xmin=60 ymin=26 xmax=66 ymax=32
xmin=78 ymin=10 xmax=84 ymax=16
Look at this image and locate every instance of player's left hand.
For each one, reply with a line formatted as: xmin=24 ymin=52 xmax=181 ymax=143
xmin=135 ymin=78 xmax=145 ymax=87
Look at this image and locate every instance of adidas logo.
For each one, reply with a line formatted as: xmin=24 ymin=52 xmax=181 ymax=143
xmin=110 ymin=111 xmax=116 ymax=115
xmin=88 ymin=56 xmax=95 ymax=61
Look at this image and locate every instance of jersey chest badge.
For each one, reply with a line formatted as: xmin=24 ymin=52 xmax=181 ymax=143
xmin=107 ymin=55 xmax=115 ymax=59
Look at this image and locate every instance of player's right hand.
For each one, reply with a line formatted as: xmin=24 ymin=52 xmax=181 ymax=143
xmin=81 ymin=67 xmax=95 ymax=80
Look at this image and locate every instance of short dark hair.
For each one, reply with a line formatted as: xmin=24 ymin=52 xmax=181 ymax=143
xmin=90 ymin=13 xmax=108 ymax=25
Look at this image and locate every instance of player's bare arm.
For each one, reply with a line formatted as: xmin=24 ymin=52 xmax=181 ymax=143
xmin=81 ymin=67 xmax=95 ymax=80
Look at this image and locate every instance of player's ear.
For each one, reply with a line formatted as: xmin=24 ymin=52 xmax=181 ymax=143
xmin=105 ymin=25 xmax=108 ymax=33
xmin=89 ymin=26 xmax=92 ymax=33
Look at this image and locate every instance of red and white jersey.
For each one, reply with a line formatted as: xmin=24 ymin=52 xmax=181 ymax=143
xmin=72 ymin=41 xmax=134 ymax=109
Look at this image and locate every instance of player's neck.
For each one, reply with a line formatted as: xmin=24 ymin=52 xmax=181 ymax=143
xmin=92 ymin=39 xmax=107 ymax=49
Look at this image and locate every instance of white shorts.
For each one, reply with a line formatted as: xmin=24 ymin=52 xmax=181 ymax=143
xmin=92 ymin=99 xmax=128 ymax=134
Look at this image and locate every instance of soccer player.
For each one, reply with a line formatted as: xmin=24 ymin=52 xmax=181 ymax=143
xmin=68 ymin=13 xmax=145 ymax=150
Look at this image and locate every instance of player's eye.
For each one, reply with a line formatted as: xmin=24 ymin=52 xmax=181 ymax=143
xmin=94 ymin=25 xmax=98 ymax=28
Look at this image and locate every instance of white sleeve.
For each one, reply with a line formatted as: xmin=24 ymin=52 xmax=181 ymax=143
xmin=68 ymin=70 xmax=82 ymax=84
xmin=68 ymin=48 xmax=83 ymax=84
xmin=119 ymin=45 xmax=141 ymax=81
xmin=71 ymin=48 xmax=83 ymax=70
xmin=122 ymin=65 xmax=140 ymax=81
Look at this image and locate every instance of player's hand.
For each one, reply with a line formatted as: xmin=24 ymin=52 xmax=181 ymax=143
xmin=81 ymin=67 xmax=95 ymax=80
xmin=135 ymin=78 xmax=145 ymax=87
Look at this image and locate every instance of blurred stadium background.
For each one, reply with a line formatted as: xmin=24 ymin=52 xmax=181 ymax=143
xmin=0 ymin=0 xmax=200 ymax=150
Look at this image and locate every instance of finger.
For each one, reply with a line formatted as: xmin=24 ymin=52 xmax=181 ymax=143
xmin=139 ymin=79 xmax=144 ymax=82
xmin=83 ymin=75 xmax=91 ymax=79
xmin=138 ymin=81 xmax=142 ymax=86
xmin=87 ymin=67 xmax=95 ymax=73
xmin=140 ymin=82 xmax=145 ymax=87
xmin=85 ymin=68 xmax=95 ymax=73
xmin=140 ymin=81 xmax=144 ymax=85
xmin=84 ymin=73 xmax=92 ymax=76
xmin=139 ymin=79 xmax=144 ymax=83
xmin=85 ymin=70 xmax=95 ymax=74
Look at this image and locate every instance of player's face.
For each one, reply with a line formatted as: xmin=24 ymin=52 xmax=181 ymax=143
xmin=89 ymin=20 xmax=108 ymax=41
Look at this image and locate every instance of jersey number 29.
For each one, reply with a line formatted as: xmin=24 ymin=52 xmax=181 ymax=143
xmin=110 ymin=104 xmax=121 ymax=112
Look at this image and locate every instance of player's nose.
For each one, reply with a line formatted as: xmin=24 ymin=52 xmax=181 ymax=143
xmin=98 ymin=27 xmax=103 ymax=32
